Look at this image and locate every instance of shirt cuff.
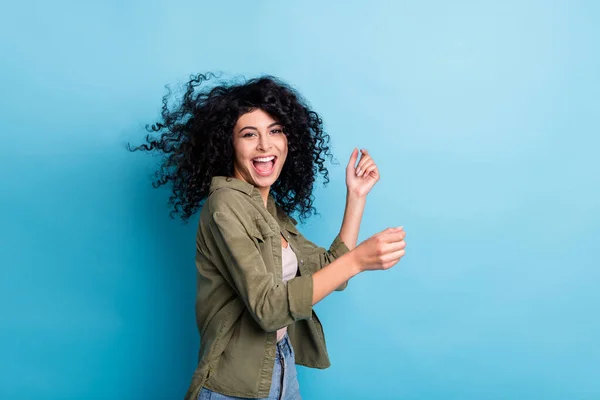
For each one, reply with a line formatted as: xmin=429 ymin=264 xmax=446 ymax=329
xmin=330 ymin=234 xmax=351 ymax=259
xmin=287 ymin=274 xmax=313 ymax=321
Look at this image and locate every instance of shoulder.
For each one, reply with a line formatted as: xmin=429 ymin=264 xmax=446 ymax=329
xmin=207 ymin=187 xmax=247 ymax=211
xmin=203 ymin=187 xmax=260 ymax=225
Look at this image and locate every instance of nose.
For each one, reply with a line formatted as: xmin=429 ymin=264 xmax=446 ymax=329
xmin=257 ymin=133 xmax=272 ymax=151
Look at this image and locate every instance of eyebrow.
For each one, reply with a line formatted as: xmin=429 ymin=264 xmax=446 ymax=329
xmin=238 ymin=122 xmax=282 ymax=134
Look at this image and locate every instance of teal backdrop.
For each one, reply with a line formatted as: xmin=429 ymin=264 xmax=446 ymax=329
xmin=1 ymin=0 xmax=599 ymax=399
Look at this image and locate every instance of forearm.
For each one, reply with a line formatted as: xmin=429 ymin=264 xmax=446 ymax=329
xmin=338 ymin=191 xmax=366 ymax=251
xmin=311 ymin=251 xmax=361 ymax=305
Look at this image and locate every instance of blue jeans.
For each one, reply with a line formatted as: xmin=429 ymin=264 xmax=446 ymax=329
xmin=198 ymin=334 xmax=302 ymax=400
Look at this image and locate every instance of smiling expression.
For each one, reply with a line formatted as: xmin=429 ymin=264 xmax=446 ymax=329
xmin=232 ymin=109 xmax=288 ymax=200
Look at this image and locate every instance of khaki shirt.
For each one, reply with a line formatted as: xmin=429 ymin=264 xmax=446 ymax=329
xmin=184 ymin=176 xmax=350 ymax=400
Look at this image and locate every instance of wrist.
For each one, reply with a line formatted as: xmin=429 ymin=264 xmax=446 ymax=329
xmin=345 ymin=249 xmax=364 ymax=276
xmin=346 ymin=189 xmax=367 ymax=202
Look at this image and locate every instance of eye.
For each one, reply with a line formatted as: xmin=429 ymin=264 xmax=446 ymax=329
xmin=242 ymin=132 xmax=256 ymax=138
xmin=270 ymin=128 xmax=283 ymax=134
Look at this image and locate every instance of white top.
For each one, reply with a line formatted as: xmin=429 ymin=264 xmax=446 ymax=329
xmin=277 ymin=242 xmax=299 ymax=342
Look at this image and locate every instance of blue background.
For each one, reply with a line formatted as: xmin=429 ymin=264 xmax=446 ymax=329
xmin=2 ymin=0 xmax=599 ymax=399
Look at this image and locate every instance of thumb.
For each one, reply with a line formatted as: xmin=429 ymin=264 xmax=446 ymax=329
xmin=347 ymin=148 xmax=359 ymax=170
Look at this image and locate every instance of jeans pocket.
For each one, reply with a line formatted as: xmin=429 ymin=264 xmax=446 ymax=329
xmin=200 ymin=387 xmax=253 ymax=400
xmin=198 ymin=387 xmax=211 ymax=400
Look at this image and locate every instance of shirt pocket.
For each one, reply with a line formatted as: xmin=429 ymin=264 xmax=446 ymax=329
xmin=249 ymin=217 xmax=277 ymax=243
xmin=249 ymin=218 xmax=277 ymax=274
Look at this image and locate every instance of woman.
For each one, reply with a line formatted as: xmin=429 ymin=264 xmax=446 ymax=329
xmin=130 ymin=73 xmax=407 ymax=400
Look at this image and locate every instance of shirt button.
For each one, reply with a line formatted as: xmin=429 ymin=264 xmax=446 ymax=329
xmin=300 ymin=259 xmax=304 ymax=263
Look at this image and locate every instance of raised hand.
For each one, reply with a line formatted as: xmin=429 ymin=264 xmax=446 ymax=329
xmin=346 ymin=148 xmax=380 ymax=197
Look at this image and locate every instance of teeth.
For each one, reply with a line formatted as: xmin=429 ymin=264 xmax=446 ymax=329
xmin=253 ymin=156 xmax=275 ymax=162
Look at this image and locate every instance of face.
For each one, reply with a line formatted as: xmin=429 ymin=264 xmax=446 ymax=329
xmin=232 ymin=109 xmax=288 ymax=196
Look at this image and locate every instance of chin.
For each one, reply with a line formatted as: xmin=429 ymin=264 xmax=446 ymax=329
xmin=252 ymin=173 xmax=279 ymax=187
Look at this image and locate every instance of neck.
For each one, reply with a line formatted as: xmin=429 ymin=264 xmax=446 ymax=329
xmin=231 ymin=171 xmax=271 ymax=208
xmin=259 ymin=186 xmax=270 ymax=208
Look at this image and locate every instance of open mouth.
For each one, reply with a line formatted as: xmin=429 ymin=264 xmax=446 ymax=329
xmin=252 ymin=156 xmax=277 ymax=177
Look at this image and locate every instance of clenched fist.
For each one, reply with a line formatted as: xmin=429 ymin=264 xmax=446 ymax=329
xmin=351 ymin=227 xmax=406 ymax=271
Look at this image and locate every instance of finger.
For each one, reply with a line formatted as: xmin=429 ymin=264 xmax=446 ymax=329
xmin=385 ymin=240 xmax=406 ymax=253
xmin=381 ymin=249 xmax=406 ymax=263
xmin=361 ymin=163 xmax=378 ymax=179
xmin=381 ymin=230 xmax=406 ymax=243
xmin=381 ymin=249 xmax=406 ymax=266
xmin=347 ymin=151 xmax=359 ymax=174
xmin=378 ymin=226 xmax=403 ymax=236
xmin=347 ymin=148 xmax=359 ymax=170
xmin=380 ymin=226 xmax=404 ymax=234
xmin=355 ymin=153 xmax=372 ymax=176
xmin=356 ymin=149 xmax=370 ymax=164
xmin=357 ymin=160 xmax=374 ymax=177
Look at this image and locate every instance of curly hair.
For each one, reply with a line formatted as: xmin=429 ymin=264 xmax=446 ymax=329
xmin=128 ymin=72 xmax=335 ymax=223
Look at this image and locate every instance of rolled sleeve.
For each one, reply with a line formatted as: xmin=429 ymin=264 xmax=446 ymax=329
xmin=294 ymin=231 xmax=352 ymax=292
xmin=330 ymin=235 xmax=351 ymax=291
xmin=329 ymin=234 xmax=351 ymax=260
xmin=287 ymin=274 xmax=314 ymax=321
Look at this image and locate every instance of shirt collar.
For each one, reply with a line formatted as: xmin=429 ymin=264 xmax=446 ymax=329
xmin=209 ymin=176 xmax=256 ymax=196
xmin=209 ymin=176 xmax=282 ymax=222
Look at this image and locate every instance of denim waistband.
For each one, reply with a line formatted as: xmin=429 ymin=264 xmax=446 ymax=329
xmin=276 ymin=334 xmax=293 ymax=359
